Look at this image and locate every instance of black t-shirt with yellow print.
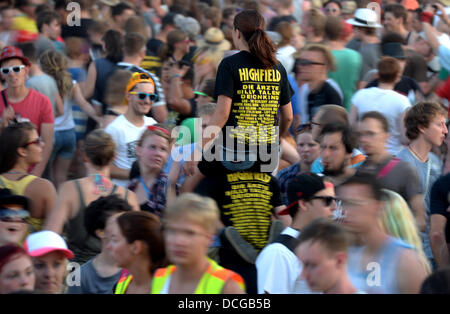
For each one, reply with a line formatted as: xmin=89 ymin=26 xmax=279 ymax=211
xmin=214 ymin=51 xmax=294 ymax=148
xmin=195 ymin=170 xmax=282 ymax=250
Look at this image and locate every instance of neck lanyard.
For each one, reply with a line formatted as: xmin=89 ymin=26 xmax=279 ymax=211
xmin=139 ymin=176 xmax=152 ymax=198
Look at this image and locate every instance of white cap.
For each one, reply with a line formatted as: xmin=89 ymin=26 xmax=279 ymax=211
xmin=25 ymin=231 xmax=74 ymax=259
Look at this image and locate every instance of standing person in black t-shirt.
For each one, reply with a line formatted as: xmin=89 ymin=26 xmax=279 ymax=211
xmin=183 ymin=9 xmax=293 ymax=190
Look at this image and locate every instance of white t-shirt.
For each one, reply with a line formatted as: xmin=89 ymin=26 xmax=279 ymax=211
xmin=351 ymin=87 xmax=411 ymax=155
xmin=105 ymin=114 xmax=156 ymax=187
xmin=256 ymin=227 xmax=312 ymax=294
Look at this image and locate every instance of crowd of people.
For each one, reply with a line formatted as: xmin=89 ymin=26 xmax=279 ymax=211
xmin=0 ymin=0 xmax=450 ymax=295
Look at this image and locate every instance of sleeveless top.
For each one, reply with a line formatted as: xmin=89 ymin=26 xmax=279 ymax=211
xmin=94 ymin=58 xmax=118 ymax=112
xmin=151 ymin=258 xmax=246 ymax=294
xmin=0 ymin=174 xmax=42 ymax=232
xmin=346 ymin=236 xmax=414 ymax=294
xmin=65 ymin=180 xmax=128 ymax=264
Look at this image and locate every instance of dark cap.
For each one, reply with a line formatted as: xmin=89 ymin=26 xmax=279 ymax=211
xmin=382 ymin=42 xmax=406 ymax=59
xmin=0 ymin=188 xmax=29 ymax=210
xmin=280 ymin=173 xmax=326 ymax=216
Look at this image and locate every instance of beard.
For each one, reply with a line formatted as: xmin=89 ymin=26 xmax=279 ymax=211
xmin=322 ymin=162 xmax=346 ymax=177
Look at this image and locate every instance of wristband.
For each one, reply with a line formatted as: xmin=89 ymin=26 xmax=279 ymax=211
xmin=170 ymin=74 xmax=182 ymax=79
xmin=421 ymin=12 xmax=434 ymax=24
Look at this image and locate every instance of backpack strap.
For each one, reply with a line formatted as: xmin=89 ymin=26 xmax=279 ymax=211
xmin=377 ymin=157 xmax=401 ymax=179
xmin=272 ymin=234 xmax=299 ymax=253
xmin=1 ymin=89 xmax=8 ymax=108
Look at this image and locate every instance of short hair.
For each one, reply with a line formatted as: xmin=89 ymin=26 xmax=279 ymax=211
xmin=83 ymin=129 xmax=116 ymax=167
xmin=197 ymin=102 xmax=216 ymax=117
xmin=65 ymin=37 xmax=86 ymax=59
xmin=84 ymin=195 xmax=133 ymax=239
xmin=320 ymin=122 xmax=355 ymax=154
xmin=324 ymin=0 xmax=342 ymax=9
xmin=360 ymin=111 xmax=389 ymax=133
xmin=161 ymin=12 xmax=177 ymax=29
xmin=275 ymin=21 xmax=295 ymax=47
xmin=339 ymin=171 xmax=384 ymax=201
xmin=384 ymin=3 xmax=407 ymax=25
xmin=296 ymin=217 xmax=350 ymax=254
xmin=105 ymin=69 xmax=132 ymax=106
xmin=325 ymin=15 xmax=343 ymax=41
xmin=404 ymin=102 xmax=447 ymax=141
xmin=125 ymin=16 xmax=148 ymax=39
xmin=377 ymin=56 xmax=400 ymax=84
xmin=164 ymin=193 xmax=220 ymax=234
xmin=381 ymin=31 xmax=404 ymax=46
xmin=354 ymin=25 xmax=377 ymax=36
xmin=36 ymin=10 xmax=61 ymax=33
xmin=316 ymin=105 xmax=349 ymax=126
xmin=111 ymin=1 xmax=134 ymax=18
xmin=274 ymin=0 xmax=293 ymax=9
xmin=16 ymin=42 xmax=37 ymax=63
xmin=200 ymin=78 xmax=216 ymax=100
xmin=303 ymin=43 xmax=335 ymax=72
xmin=123 ymin=32 xmax=146 ymax=56
xmin=306 ymin=8 xmax=326 ymax=37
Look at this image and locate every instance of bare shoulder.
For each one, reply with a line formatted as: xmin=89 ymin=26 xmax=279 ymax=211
xmin=26 ymin=177 xmax=57 ymax=196
xmin=222 ymin=275 xmax=246 ymax=294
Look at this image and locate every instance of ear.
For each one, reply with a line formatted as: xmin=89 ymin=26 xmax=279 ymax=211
xmin=125 ymin=92 xmax=132 ymax=104
xmin=17 ymin=147 xmax=27 ymax=158
xmin=131 ymin=240 xmax=145 ymax=256
xmin=335 ymin=252 xmax=347 ymax=269
xmin=298 ymin=199 xmax=308 ymax=212
xmin=95 ymin=229 xmax=105 ymax=239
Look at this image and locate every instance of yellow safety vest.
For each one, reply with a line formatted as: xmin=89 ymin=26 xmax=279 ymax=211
xmin=114 ymin=274 xmax=135 ymax=294
xmin=151 ymin=258 xmax=246 ymax=294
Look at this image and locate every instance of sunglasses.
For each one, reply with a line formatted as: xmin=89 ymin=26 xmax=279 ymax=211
xmin=129 ymin=92 xmax=158 ymax=101
xmin=1 ymin=65 xmax=25 ymax=75
xmin=308 ymin=196 xmax=338 ymax=207
xmin=296 ymin=121 xmax=321 ymax=133
xmin=0 ymin=209 xmax=30 ymax=223
xmin=297 ymin=59 xmax=326 ymax=66
xmin=22 ymin=137 xmax=43 ymax=147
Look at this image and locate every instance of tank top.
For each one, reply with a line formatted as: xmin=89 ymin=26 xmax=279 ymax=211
xmin=65 ymin=180 xmax=128 ymax=264
xmin=0 ymin=174 xmax=42 ymax=232
xmin=347 ymin=236 xmax=414 ymax=294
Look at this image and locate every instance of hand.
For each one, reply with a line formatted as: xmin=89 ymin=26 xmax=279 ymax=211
xmin=182 ymin=159 xmax=198 ymax=177
xmin=168 ymin=159 xmax=182 ymax=186
xmin=169 ymin=64 xmax=190 ymax=79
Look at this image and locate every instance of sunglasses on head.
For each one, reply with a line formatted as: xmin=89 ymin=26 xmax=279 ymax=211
xmin=297 ymin=59 xmax=326 ymax=66
xmin=0 ymin=208 xmax=30 ymax=223
xmin=308 ymin=196 xmax=338 ymax=207
xmin=129 ymin=92 xmax=158 ymax=101
xmin=1 ymin=65 xmax=25 ymax=75
xmin=296 ymin=121 xmax=321 ymax=133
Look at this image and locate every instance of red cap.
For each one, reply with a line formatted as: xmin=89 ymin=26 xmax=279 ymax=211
xmin=0 ymin=46 xmax=31 ymax=67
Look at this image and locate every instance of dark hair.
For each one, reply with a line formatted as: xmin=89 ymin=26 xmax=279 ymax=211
xmin=381 ymin=31 xmax=404 ymax=46
xmin=36 ymin=10 xmax=61 ymax=33
xmin=17 ymin=42 xmax=37 ymax=63
xmin=84 ymin=195 xmax=133 ymax=239
xmin=296 ymin=217 xmax=349 ymax=253
xmin=233 ymin=9 xmax=277 ymax=69
xmin=275 ymin=21 xmax=294 ymax=47
xmin=0 ymin=122 xmax=36 ymax=173
xmin=54 ymin=0 xmax=70 ymax=11
xmin=384 ymin=3 xmax=407 ymax=25
xmin=117 ymin=211 xmax=166 ymax=274
xmin=377 ymin=56 xmax=400 ymax=84
xmin=83 ymin=129 xmax=116 ymax=167
xmin=360 ymin=111 xmax=389 ymax=133
xmin=0 ymin=244 xmax=30 ymax=274
xmin=325 ymin=15 xmax=343 ymax=41
xmin=123 ymin=32 xmax=146 ymax=56
xmin=102 ymin=29 xmax=124 ymax=63
xmin=161 ymin=12 xmax=177 ymax=29
xmin=111 ymin=2 xmax=134 ymax=18
xmin=354 ymin=25 xmax=377 ymax=36
xmin=35 ymin=4 xmax=52 ymax=16
xmin=324 ymin=0 xmax=342 ymax=9
xmin=340 ymin=171 xmax=384 ymax=201
xmin=320 ymin=122 xmax=355 ymax=154
xmin=404 ymin=101 xmax=447 ymax=140
xmin=420 ymin=268 xmax=450 ymax=294
xmin=201 ymin=78 xmax=216 ymax=99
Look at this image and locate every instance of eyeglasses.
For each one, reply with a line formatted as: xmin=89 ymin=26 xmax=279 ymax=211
xmin=297 ymin=59 xmax=326 ymax=66
xmin=1 ymin=65 xmax=25 ymax=75
xmin=22 ymin=137 xmax=43 ymax=147
xmin=308 ymin=196 xmax=338 ymax=207
xmin=0 ymin=209 xmax=30 ymax=223
xmin=129 ymin=92 xmax=158 ymax=102
xmin=326 ymin=8 xmax=339 ymax=13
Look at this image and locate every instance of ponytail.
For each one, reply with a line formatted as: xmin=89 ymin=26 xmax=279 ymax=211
xmin=247 ymin=28 xmax=277 ymax=69
xmin=234 ymin=10 xmax=278 ymax=69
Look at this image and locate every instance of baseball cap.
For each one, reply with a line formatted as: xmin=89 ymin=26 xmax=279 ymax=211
xmin=25 ymin=230 xmax=74 ymax=259
xmin=175 ymin=15 xmax=201 ymax=41
xmin=382 ymin=42 xmax=406 ymax=59
xmin=0 ymin=188 xmax=29 ymax=210
xmin=0 ymin=46 xmax=31 ymax=67
xmin=279 ymin=172 xmax=326 ymax=216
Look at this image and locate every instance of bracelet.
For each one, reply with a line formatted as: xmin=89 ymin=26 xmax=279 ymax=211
xmin=170 ymin=74 xmax=182 ymax=80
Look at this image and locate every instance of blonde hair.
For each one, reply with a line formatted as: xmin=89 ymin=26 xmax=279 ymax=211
xmin=164 ymin=193 xmax=220 ymax=234
xmin=39 ymin=50 xmax=73 ymax=100
xmin=379 ymin=189 xmax=431 ymax=274
xmin=304 ymin=43 xmax=336 ymax=72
